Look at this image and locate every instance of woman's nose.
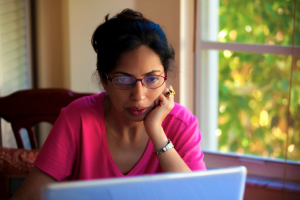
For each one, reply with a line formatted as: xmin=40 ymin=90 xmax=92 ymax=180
xmin=130 ymin=81 xmax=146 ymax=101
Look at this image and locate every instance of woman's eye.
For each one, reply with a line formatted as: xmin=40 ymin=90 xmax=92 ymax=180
xmin=147 ymin=76 xmax=158 ymax=83
xmin=115 ymin=77 xmax=131 ymax=84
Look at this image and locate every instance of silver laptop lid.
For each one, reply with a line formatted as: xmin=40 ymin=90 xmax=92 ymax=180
xmin=41 ymin=166 xmax=247 ymax=200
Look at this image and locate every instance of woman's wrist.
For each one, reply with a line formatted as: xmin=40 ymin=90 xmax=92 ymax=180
xmin=144 ymin=120 xmax=160 ymax=132
xmin=145 ymin=125 xmax=168 ymax=151
xmin=152 ymin=136 xmax=169 ymax=152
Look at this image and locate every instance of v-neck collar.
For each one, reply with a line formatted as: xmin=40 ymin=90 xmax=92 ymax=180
xmin=99 ymin=92 xmax=152 ymax=177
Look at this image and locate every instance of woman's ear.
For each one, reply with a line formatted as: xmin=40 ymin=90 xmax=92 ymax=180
xmin=99 ymin=72 xmax=108 ymax=91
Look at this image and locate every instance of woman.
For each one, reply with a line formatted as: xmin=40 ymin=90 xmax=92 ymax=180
xmin=11 ymin=8 xmax=206 ymax=200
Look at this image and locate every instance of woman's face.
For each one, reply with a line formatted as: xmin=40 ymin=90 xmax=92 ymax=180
xmin=102 ymin=46 xmax=166 ymax=122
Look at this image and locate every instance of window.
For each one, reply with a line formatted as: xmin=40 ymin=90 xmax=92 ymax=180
xmin=195 ymin=0 xmax=300 ymax=181
xmin=0 ymin=0 xmax=32 ymax=148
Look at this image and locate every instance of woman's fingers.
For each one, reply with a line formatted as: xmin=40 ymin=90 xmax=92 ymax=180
xmin=163 ymin=86 xmax=175 ymax=101
xmin=144 ymin=85 xmax=175 ymax=129
xmin=153 ymin=85 xmax=175 ymax=109
xmin=158 ymin=85 xmax=174 ymax=109
xmin=168 ymin=85 xmax=175 ymax=100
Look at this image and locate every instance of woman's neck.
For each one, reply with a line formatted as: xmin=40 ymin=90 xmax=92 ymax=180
xmin=104 ymin=94 xmax=146 ymax=142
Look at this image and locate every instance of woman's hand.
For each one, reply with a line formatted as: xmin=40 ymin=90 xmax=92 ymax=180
xmin=143 ymin=86 xmax=191 ymax=173
xmin=144 ymin=85 xmax=175 ymax=138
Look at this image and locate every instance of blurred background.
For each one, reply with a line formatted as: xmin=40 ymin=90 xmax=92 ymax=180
xmin=215 ymin=0 xmax=300 ymax=162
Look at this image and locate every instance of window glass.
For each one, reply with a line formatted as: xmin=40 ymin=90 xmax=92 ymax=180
xmin=218 ymin=51 xmax=299 ymax=162
xmin=208 ymin=0 xmax=300 ymax=46
xmin=288 ymin=56 xmax=300 ymax=161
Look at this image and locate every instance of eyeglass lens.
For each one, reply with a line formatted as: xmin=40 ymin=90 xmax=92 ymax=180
xmin=112 ymin=76 xmax=165 ymax=89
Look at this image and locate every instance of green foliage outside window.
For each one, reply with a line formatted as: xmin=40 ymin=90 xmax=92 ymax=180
xmin=218 ymin=0 xmax=300 ymax=161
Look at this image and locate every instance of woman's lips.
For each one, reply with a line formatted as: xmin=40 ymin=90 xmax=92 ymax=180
xmin=127 ymin=107 xmax=149 ymax=116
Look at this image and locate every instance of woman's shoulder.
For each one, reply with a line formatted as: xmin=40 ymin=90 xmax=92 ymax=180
xmin=163 ymin=103 xmax=200 ymax=139
xmin=166 ymin=103 xmax=197 ymax=126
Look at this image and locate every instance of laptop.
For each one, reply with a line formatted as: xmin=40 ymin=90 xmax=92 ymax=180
xmin=40 ymin=166 xmax=247 ymax=200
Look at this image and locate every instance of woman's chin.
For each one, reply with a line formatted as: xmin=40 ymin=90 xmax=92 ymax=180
xmin=124 ymin=115 xmax=146 ymax=123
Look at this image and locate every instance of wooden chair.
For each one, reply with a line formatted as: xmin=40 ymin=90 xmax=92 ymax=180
xmin=0 ymin=88 xmax=94 ymax=149
xmin=0 ymin=89 xmax=94 ymax=199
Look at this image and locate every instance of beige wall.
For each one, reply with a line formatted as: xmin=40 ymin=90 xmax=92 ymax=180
xmin=67 ymin=0 xmax=136 ymax=93
xmin=36 ymin=0 xmax=65 ymax=88
xmin=36 ymin=0 xmax=195 ymax=109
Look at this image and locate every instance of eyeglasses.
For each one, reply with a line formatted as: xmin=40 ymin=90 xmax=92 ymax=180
xmin=105 ymin=73 xmax=167 ymax=90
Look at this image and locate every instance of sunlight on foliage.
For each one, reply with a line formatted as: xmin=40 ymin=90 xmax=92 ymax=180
xmin=215 ymin=129 xmax=222 ymax=137
xmin=218 ymin=30 xmax=228 ymax=42
xmin=245 ymin=25 xmax=252 ymax=32
xmin=223 ymin=50 xmax=233 ymax=58
xmin=218 ymin=0 xmax=300 ymax=161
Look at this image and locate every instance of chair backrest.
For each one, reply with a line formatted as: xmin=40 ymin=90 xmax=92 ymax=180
xmin=0 ymin=89 xmax=94 ymax=149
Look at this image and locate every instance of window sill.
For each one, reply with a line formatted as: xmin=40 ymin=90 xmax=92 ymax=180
xmin=203 ymin=150 xmax=300 ymax=182
xmin=246 ymin=175 xmax=300 ymax=193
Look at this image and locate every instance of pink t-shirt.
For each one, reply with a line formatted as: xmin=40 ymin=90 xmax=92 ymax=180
xmin=34 ymin=92 xmax=206 ymax=181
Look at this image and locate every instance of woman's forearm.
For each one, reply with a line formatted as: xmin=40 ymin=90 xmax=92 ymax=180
xmin=10 ymin=167 xmax=56 ymax=200
xmin=146 ymin=125 xmax=191 ymax=172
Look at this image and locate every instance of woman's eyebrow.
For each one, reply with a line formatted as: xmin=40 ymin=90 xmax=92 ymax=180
xmin=142 ymin=70 xmax=161 ymax=76
xmin=113 ymin=70 xmax=162 ymax=76
xmin=113 ymin=71 xmax=133 ymax=76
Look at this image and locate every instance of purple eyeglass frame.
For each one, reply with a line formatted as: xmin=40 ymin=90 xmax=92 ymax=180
xmin=105 ymin=72 xmax=167 ymax=90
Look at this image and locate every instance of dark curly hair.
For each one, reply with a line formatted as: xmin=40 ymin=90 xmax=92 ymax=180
xmin=91 ymin=8 xmax=175 ymax=82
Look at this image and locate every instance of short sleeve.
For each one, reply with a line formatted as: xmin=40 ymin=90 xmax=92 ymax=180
xmin=34 ymin=108 xmax=76 ymax=181
xmin=175 ymin=115 xmax=206 ymax=171
xmin=163 ymin=111 xmax=206 ymax=171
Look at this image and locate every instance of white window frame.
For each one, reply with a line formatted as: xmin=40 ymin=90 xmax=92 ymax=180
xmin=195 ymin=0 xmax=300 ymax=182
